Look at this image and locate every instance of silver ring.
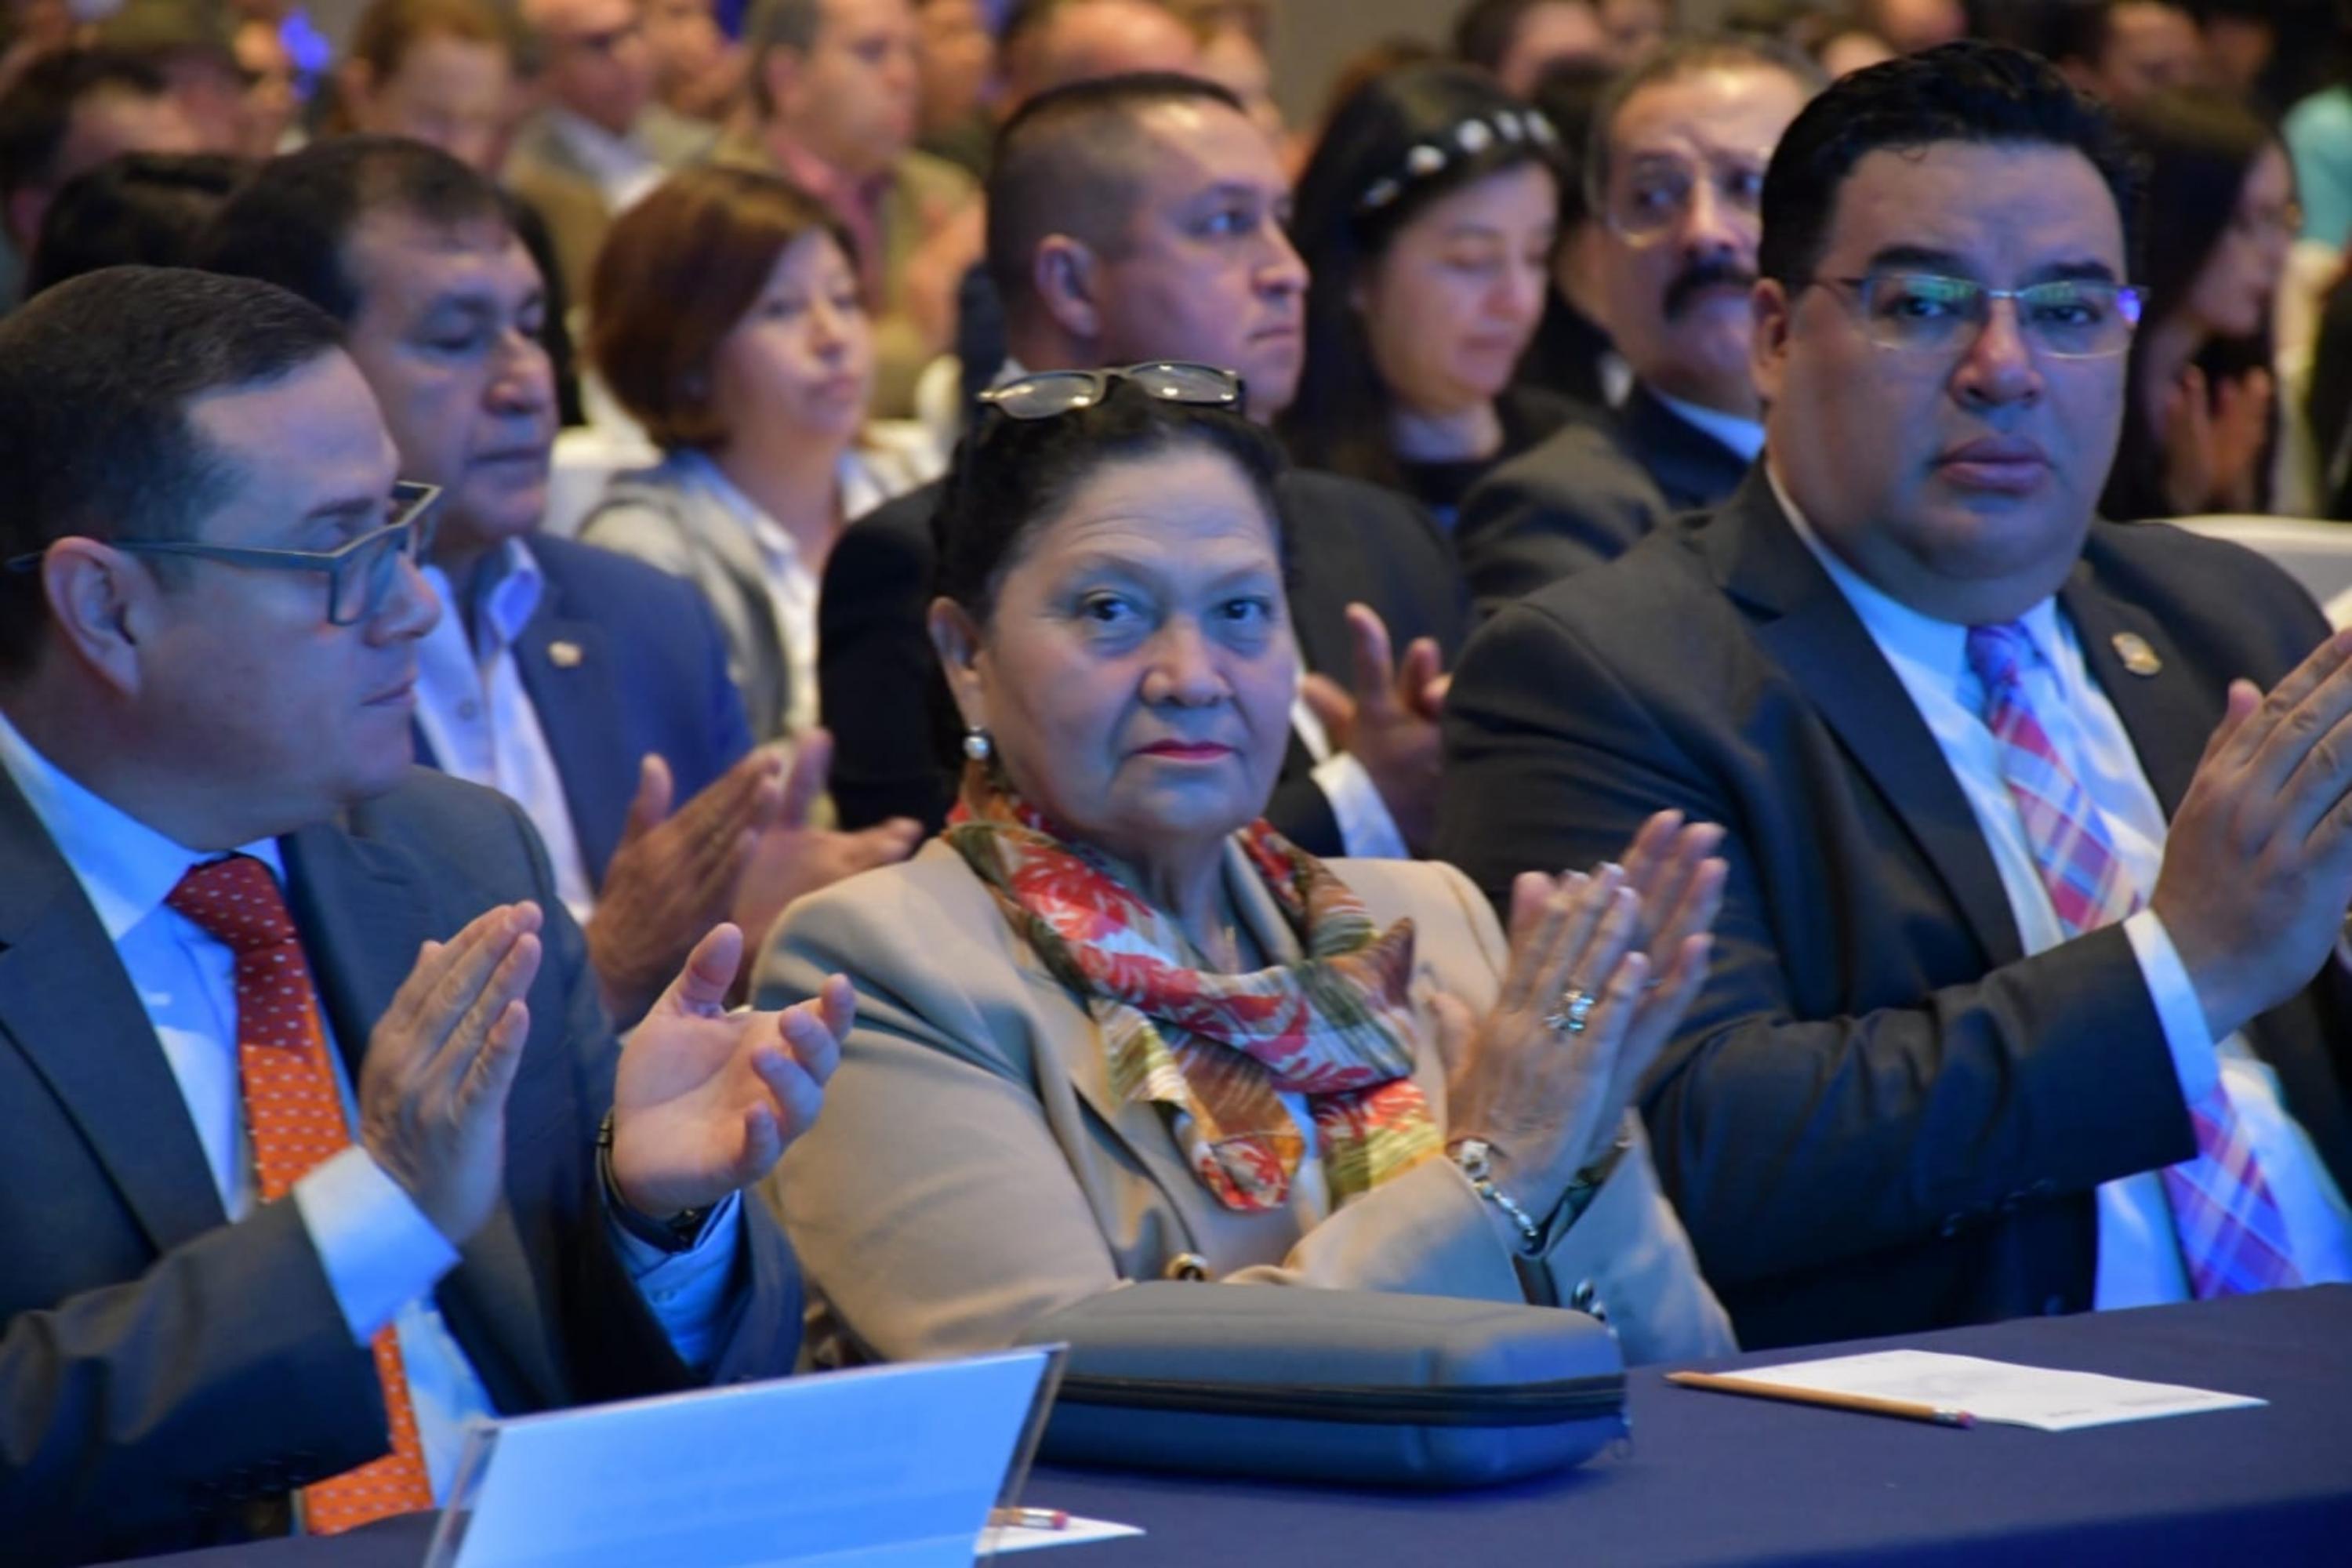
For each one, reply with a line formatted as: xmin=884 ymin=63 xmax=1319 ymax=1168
xmin=1544 ymin=985 xmax=1597 ymax=1036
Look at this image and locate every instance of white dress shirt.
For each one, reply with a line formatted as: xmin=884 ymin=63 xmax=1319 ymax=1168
xmin=414 ymin=540 xmax=597 ymax=927
xmin=1773 ymin=470 xmax=2352 ymax=1304
xmin=1652 ymin=389 xmax=1766 ymax=464
xmin=0 ymin=709 xmax=746 ymax=1508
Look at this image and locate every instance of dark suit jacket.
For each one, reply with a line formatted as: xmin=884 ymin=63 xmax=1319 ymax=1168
xmin=1454 ymin=383 xmax=1755 ymax=614
xmin=416 ymin=535 xmax=753 ymax=892
xmin=0 ymin=766 xmax=800 ymax=1564
xmin=1435 ymin=471 xmax=2352 ymax=1349
xmin=819 ymin=470 xmax=1470 ymax=855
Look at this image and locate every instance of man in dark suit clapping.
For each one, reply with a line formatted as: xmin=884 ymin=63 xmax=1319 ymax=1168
xmin=0 ymin=268 xmax=843 ymax=1563
xmin=1439 ymin=43 xmax=2352 ymax=1350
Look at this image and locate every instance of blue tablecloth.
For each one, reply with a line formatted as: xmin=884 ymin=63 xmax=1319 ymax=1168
xmin=129 ymin=1287 xmax=2352 ymax=1567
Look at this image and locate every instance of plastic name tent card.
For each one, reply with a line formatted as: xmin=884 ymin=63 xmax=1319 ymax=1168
xmin=425 ymin=1347 xmax=1063 ymax=1567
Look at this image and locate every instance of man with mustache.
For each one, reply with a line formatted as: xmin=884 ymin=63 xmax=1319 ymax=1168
xmin=1440 ymin=43 xmax=2352 ymax=1348
xmin=1454 ymin=36 xmax=1820 ymax=610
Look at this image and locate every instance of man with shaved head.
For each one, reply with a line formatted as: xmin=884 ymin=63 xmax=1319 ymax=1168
xmin=822 ymin=71 xmax=1471 ymax=864
xmin=503 ymin=0 xmax=713 ymax=300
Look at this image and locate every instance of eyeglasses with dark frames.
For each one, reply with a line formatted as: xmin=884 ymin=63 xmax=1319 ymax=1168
xmin=978 ymin=362 xmax=1247 ymax=423
xmin=4 ymin=481 xmax=444 ymax=627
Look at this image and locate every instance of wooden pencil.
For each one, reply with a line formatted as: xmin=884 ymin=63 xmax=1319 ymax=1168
xmin=1665 ymin=1369 xmax=1976 ymax=1427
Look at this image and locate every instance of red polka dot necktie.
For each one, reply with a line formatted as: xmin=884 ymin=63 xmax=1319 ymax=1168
xmin=166 ymin=855 xmax=437 ymax=1532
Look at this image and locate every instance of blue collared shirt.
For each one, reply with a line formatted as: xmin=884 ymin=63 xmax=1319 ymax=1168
xmin=1771 ymin=469 xmax=2352 ymax=1303
xmin=0 ymin=707 xmax=744 ymax=1507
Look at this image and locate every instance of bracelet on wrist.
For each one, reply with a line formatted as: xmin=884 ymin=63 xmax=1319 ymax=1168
xmin=1449 ymin=1138 xmax=1544 ymax=1255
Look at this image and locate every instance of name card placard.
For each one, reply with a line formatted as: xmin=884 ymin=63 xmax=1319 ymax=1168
xmin=425 ymin=1348 xmax=1062 ymax=1567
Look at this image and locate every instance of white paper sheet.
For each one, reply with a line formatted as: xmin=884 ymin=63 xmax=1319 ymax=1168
xmin=1727 ymin=1349 xmax=2266 ymax=1432
xmin=978 ymin=1514 xmax=1145 ymax=1555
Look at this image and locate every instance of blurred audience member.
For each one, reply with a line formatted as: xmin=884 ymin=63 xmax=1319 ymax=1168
xmin=2052 ymin=1 xmax=2206 ymax=106
xmin=96 ymin=9 xmax=292 ymax=158
xmin=1598 ymin=0 xmax=1671 ymax=64
xmin=0 ymin=47 xmax=198 ymax=298
xmin=201 ymin=136 xmax=808 ymax=1022
xmin=997 ymin=0 xmax=1198 ymax=107
xmin=1440 ymin=42 xmax=2352 ymax=1350
xmin=2285 ymin=19 xmax=2352 ymax=250
xmin=1283 ymin=63 xmax=1573 ymax=521
xmin=2102 ymin=86 xmax=2296 ymax=519
xmin=1857 ymin=0 xmax=1962 ymax=53
xmin=584 ymin=165 xmax=942 ymax=748
xmin=1316 ymin=35 xmax=1439 ymax=140
xmin=1517 ymin=57 xmax=1622 ymax=408
xmin=2197 ymin=0 xmax=2276 ymax=105
xmin=1174 ymin=0 xmax=1283 ymax=151
xmin=339 ymin=0 xmax=517 ymax=170
xmin=722 ymin=0 xmax=980 ymax=416
xmin=338 ymin=0 xmax=586 ymax=425
xmin=913 ymin=0 xmax=996 ymax=174
xmin=24 ymin=147 xmax=247 ymax=295
xmin=1454 ymin=35 xmax=1820 ymax=606
xmin=643 ymin=0 xmax=744 ymax=121
xmin=506 ymin=0 xmax=713 ymax=303
xmin=822 ymin=73 xmax=1468 ymax=860
xmin=1817 ymin=23 xmax=1894 ymax=78
xmin=760 ymin=374 xmax=1733 ymax=1369
xmin=2311 ymin=260 xmax=2352 ymax=517
xmin=1453 ymin=0 xmax=1609 ymax=96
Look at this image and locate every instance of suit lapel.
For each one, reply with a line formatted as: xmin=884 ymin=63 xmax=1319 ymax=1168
xmin=2059 ymin=547 xmax=2216 ymax=818
xmin=281 ymin=800 xmax=566 ymax=1412
xmin=514 ymin=565 xmax=631 ymax=888
xmin=1714 ymin=476 xmax=2024 ymax=967
xmin=1621 ymin=386 xmax=1753 ymax=512
xmin=0 ymin=772 xmax=226 ymax=1251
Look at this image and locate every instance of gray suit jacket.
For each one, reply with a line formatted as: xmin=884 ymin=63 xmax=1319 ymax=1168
xmin=501 ymin=106 xmax=713 ymax=303
xmin=0 ymin=766 xmax=800 ymax=1564
xmin=753 ymin=840 xmax=1733 ymax=1370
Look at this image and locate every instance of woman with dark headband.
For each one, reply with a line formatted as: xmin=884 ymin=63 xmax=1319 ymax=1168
xmin=754 ymin=366 xmax=1733 ymax=1367
xmin=1281 ymin=63 xmax=1582 ymax=524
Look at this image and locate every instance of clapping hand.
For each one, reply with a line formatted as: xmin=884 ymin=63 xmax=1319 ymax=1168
xmin=1300 ymin=602 xmax=1450 ymax=853
xmin=1434 ymin=812 xmax=1725 ymax=1216
xmin=728 ymin=729 xmax=921 ymax=975
xmin=361 ymin=903 xmax=546 ymax=1245
xmin=586 ymin=750 xmax=787 ymax=1023
xmin=606 ymin=923 xmax=855 ymax=1221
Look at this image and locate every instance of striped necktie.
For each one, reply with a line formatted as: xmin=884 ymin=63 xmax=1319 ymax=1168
xmin=1965 ymin=622 xmax=2299 ymax=1298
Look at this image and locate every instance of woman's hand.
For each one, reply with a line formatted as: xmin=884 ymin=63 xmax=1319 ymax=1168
xmin=1438 ymin=812 xmax=1725 ymax=1218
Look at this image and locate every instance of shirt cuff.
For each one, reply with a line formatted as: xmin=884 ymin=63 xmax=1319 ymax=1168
xmin=606 ymin=1192 xmax=746 ymax=1374
xmin=2122 ymin=908 xmax=2223 ymax=1105
xmin=1312 ymin=751 xmax=1409 ymax=860
xmin=291 ymin=1147 xmax=463 ymax=1345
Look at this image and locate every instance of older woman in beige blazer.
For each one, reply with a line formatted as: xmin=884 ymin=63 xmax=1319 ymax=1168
xmin=757 ymin=367 xmax=1735 ymax=1369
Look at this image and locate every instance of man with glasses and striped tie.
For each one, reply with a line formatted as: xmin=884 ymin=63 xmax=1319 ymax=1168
xmin=1439 ymin=42 xmax=2352 ymax=1352
xmin=0 ymin=268 xmax=837 ymax=1562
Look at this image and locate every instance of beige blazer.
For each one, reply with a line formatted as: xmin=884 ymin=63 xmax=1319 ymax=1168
xmin=754 ymin=840 xmax=1734 ymax=1368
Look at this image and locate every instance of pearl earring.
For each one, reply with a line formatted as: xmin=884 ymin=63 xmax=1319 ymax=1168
xmin=962 ymin=727 xmax=993 ymax=762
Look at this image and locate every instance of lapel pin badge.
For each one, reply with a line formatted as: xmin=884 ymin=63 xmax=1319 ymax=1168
xmin=2111 ymin=632 xmax=2161 ymax=677
xmin=548 ymin=640 xmax=584 ymax=669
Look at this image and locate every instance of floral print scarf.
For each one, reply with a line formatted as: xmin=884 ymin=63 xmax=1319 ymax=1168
xmin=945 ymin=774 xmax=1442 ymax=1212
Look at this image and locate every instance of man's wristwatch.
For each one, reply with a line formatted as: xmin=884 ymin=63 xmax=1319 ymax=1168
xmin=1450 ymin=1138 xmax=1545 ymax=1254
xmin=597 ymin=1110 xmax=713 ymax=1254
